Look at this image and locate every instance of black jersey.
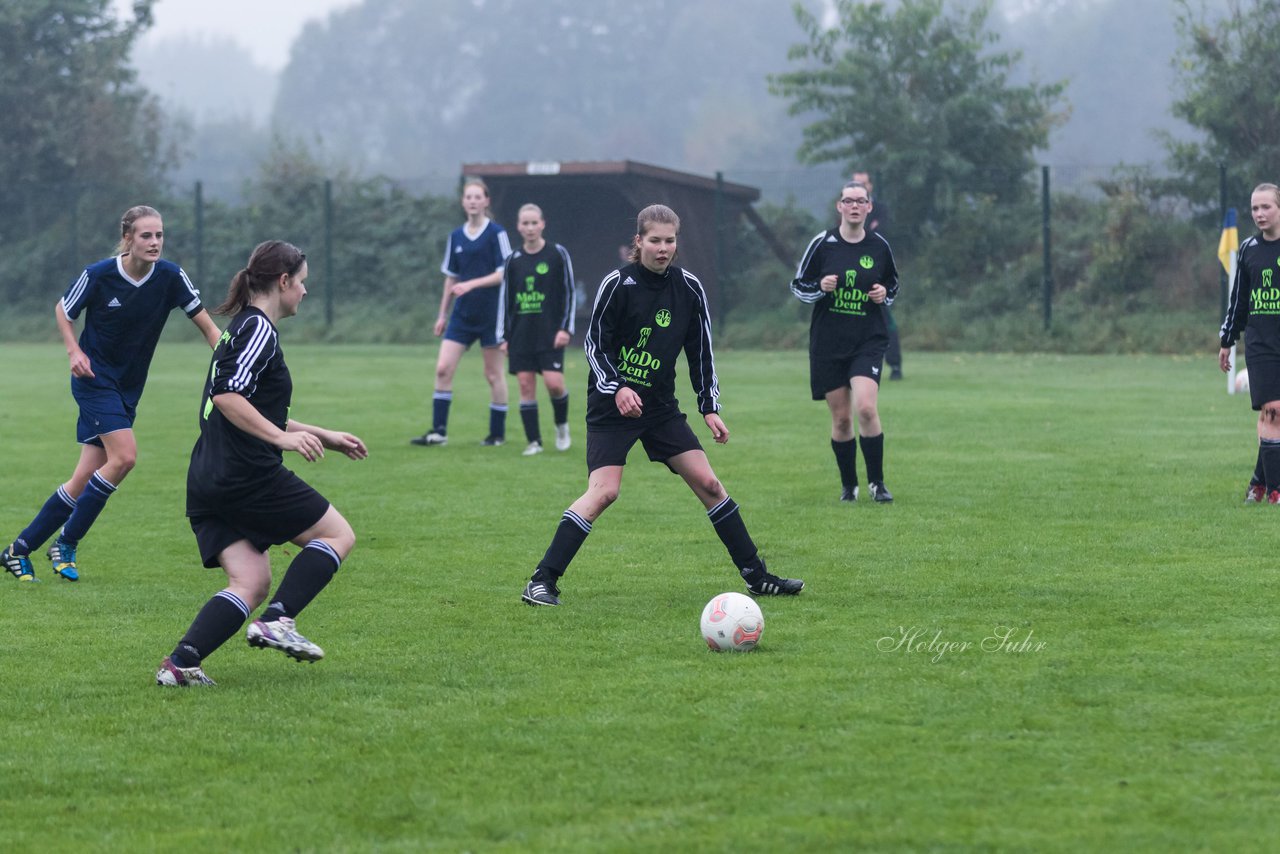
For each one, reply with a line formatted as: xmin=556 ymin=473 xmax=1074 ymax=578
xmin=502 ymin=242 xmax=576 ymax=352
xmin=583 ymin=262 xmax=719 ymax=430
xmin=187 ymin=308 xmax=292 ymax=511
xmin=1220 ymin=234 xmax=1280 ymax=360
xmin=791 ymin=228 xmax=899 ymax=358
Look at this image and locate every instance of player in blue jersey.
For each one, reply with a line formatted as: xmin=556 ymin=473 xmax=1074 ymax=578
xmin=792 ymin=180 xmax=900 ymax=505
xmin=501 ymin=203 xmax=575 ymax=456
xmin=156 ymin=240 xmax=367 ymax=687
xmin=2 ymin=206 xmax=221 ymax=583
xmin=411 ymin=177 xmax=513 ymax=447
xmin=1219 ymin=182 xmax=1280 ymax=503
xmin=520 ymin=204 xmax=803 ymax=607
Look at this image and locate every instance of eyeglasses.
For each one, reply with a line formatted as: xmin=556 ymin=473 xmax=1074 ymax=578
xmin=839 ymin=197 xmax=871 ymax=207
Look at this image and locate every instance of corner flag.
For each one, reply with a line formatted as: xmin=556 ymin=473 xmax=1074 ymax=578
xmin=1220 ymin=208 xmax=1239 ymax=393
xmin=1218 ymin=208 xmax=1238 ymax=277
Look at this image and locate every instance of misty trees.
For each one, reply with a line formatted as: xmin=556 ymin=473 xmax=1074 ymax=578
xmin=1167 ymin=0 xmax=1280 ymax=205
xmin=0 ymin=1 xmax=169 ymax=227
xmin=272 ymin=0 xmax=811 ymax=183
xmin=768 ymin=0 xmax=1066 ymax=250
xmin=0 ymin=0 xmax=172 ymax=306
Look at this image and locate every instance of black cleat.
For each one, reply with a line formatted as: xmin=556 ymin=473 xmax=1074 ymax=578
xmin=840 ymin=485 xmax=858 ymax=503
xmin=522 ymin=579 xmax=560 ymax=606
xmin=480 ymin=435 xmax=506 ymax=447
xmin=746 ymin=572 xmax=804 ymax=596
xmin=869 ymin=482 xmax=894 ymax=503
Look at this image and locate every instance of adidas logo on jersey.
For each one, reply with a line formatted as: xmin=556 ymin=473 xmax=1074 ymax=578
xmin=107 ymin=297 xmax=122 ymax=308
xmin=622 ymin=276 xmax=637 ymax=286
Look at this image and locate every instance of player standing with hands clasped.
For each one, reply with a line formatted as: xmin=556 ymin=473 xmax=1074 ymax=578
xmin=411 ymin=177 xmax=513 ymax=447
xmin=157 ymin=241 xmax=367 ymax=687
xmin=1219 ymin=182 xmax=1280 ymax=503
xmin=502 ymin=203 xmax=576 ymax=456
xmin=520 ymin=204 xmax=803 ymax=606
xmin=792 ymin=180 xmax=899 ymax=504
xmin=2 ymin=205 xmax=220 ymax=583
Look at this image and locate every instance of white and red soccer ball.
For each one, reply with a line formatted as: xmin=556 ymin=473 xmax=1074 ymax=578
xmin=700 ymin=591 xmax=764 ymax=652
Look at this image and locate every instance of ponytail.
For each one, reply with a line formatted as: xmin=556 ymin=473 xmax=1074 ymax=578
xmin=214 ymin=243 xmax=305 ymax=316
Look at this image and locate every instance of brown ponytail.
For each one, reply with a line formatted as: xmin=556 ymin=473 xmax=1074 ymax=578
xmin=215 ymin=241 xmax=306 ymax=316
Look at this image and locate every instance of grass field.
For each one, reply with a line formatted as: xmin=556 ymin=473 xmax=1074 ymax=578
xmin=0 ymin=341 xmax=1276 ymax=852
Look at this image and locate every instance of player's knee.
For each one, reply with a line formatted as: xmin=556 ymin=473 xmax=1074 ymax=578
xmin=1265 ymin=403 xmax=1280 ymax=424
xmin=832 ymin=414 xmax=853 ymax=435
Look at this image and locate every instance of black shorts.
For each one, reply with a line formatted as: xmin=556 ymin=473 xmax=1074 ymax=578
xmin=810 ymin=338 xmax=888 ymax=399
xmin=585 ymin=413 xmax=703 ymax=473
xmin=188 ymin=467 xmax=330 ymax=568
xmin=1248 ymin=357 xmax=1280 ymax=410
xmin=508 ymin=347 xmax=566 ymax=375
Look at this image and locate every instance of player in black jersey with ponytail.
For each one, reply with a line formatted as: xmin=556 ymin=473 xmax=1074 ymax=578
xmin=1220 ymin=182 xmax=1280 ymax=503
xmin=156 ymin=241 xmax=367 ymax=687
xmin=792 ymin=180 xmax=899 ymax=504
xmin=520 ymin=204 xmax=803 ymax=606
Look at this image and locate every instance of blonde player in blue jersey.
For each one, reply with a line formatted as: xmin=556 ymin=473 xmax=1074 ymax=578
xmin=2 ymin=206 xmax=221 ymax=582
xmin=411 ymin=177 xmax=514 ymax=447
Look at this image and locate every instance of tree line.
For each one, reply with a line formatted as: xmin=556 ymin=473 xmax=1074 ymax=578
xmin=1 ymin=0 xmax=1271 ymax=352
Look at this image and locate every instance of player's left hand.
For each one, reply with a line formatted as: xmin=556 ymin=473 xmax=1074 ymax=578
xmin=869 ymin=283 xmax=887 ymax=304
xmin=704 ymin=413 xmax=729 ymax=444
xmin=554 ymin=330 xmax=571 ymax=348
xmin=451 ymin=281 xmax=472 ymax=297
xmin=326 ymin=431 xmax=368 ymax=460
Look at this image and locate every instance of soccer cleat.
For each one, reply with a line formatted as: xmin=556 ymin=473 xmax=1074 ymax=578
xmin=869 ymin=482 xmax=894 ymax=503
xmin=246 ymin=616 xmax=325 ymax=662
xmin=410 ymin=431 xmax=448 ymax=446
xmin=2 ymin=544 xmax=36 ymax=582
xmin=47 ymin=538 xmax=79 ymax=581
xmin=1269 ymin=490 xmax=1280 ymax=506
xmin=889 ymin=369 xmax=903 ymax=381
xmin=555 ymin=423 xmax=571 ymax=452
xmin=480 ymin=435 xmax=506 ymax=447
xmin=1245 ymin=482 xmax=1266 ymax=503
xmin=746 ymin=571 xmax=805 ymax=596
xmin=155 ymin=657 xmax=216 ymax=687
xmin=840 ymin=485 xmax=858 ymax=502
xmin=521 ymin=579 xmax=560 ymax=606
xmin=523 ymin=440 xmax=544 ymax=456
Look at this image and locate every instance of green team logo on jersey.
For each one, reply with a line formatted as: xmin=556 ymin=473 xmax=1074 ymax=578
xmin=516 ymin=275 xmax=545 ymax=314
xmin=655 ymin=309 xmax=671 ymax=328
xmin=1254 ymin=268 xmax=1280 ymax=314
xmin=536 ymin=262 xmax=549 ymax=275
xmin=860 ymin=255 xmax=874 ymax=269
xmin=617 ymin=326 xmax=659 ymax=388
xmin=832 ymin=270 xmax=870 ymax=316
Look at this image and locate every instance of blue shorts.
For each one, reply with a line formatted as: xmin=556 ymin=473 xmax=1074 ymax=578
xmin=72 ymin=380 xmax=138 ymax=446
xmin=444 ymin=312 xmax=500 ymax=348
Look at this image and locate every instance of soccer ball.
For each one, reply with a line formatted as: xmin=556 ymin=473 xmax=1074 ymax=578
xmin=1236 ymin=368 xmax=1250 ymax=394
xmin=700 ymin=591 xmax=764 ymax=652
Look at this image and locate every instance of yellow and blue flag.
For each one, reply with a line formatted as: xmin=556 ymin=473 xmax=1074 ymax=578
xmin=1218 ymin=208 xmax=1238 ymax=278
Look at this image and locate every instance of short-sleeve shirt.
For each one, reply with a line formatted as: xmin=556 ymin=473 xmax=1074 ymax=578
xmin=441 ymin=219 xmax=512 ymax=327
xmin=61 ymin=256 xmax=204 ymax=397
xmin=187 ymin=307 xmax=292 ymax=511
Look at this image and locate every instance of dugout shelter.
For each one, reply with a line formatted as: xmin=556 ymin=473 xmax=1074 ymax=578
xmin=460 ymin=159 xmax=789 ymax=328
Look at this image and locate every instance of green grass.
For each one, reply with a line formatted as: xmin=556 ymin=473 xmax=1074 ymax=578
xmin=0 ymin=342 xmax=1276 ymax=852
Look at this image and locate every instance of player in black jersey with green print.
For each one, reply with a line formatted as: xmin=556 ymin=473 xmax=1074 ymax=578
xmin=502 ymin=203 xmax=575 ymax=456
xmin=792 ymin=180 xmax=899 ymax=504
xmin=156 ymin=241 xmax=368 ymax=687
xmin=1219 ymin=182 xmax=1280 ymax=503
xmin=521 ymin=204 xmax=803 ymax=606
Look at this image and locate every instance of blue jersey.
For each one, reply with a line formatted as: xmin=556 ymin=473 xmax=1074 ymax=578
xmin=61 ymin=256 xmax=204 ymax=397
xmin=441 ymin=219 xmax=512 ymax=327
